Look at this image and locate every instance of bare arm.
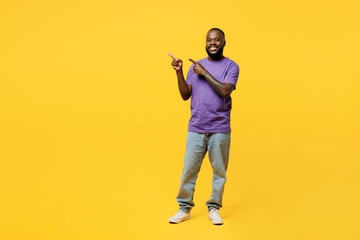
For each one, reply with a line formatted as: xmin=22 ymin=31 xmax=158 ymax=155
xmin=203 ymin=71 xmax=234 ymax=99
xmin=175 ymin=69 xmax=192 ymax=100
xmin=168 ymin=53 xmax=192 ymax=100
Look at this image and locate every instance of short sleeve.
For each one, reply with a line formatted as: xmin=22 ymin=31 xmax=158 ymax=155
xmin=223 ymin=62 xmax=240 ymax=90
xmin=186 ymin=64 xmax=194 ymax=85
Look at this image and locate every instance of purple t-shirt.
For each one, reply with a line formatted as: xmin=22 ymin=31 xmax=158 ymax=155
xmin=186 ymin=57 xmax=240 ymax=133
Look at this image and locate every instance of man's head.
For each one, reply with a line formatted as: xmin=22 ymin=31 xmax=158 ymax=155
xmin=206 ymin=28 xmax=226 ymax=61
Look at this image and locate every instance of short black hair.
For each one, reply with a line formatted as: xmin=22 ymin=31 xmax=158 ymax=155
xmin=208 ymin=28 xmax=225 ymax=40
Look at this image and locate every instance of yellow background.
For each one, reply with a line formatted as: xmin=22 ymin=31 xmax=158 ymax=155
xmin=1 ymin=0 xmax=359 ymax=239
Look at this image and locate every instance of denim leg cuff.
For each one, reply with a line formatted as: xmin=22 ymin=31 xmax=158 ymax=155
xmin=180 ymin=207 xmax=191 ymax=213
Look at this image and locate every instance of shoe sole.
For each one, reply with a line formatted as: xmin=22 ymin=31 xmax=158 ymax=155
xmin=169 ymin=216 xmax=191 ymax=224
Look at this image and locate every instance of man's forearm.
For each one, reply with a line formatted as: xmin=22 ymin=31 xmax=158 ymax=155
xmin=177 ymin=69 xmax=191 ymax=100
xmin=203 ymin=71 xmax=233 ymax=99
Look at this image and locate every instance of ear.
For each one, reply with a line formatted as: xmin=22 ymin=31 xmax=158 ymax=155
xmin=223 ymin=40 xmax=226 ymax=47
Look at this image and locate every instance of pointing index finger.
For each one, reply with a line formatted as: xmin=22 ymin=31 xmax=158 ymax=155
xmin=188 ymin=58 xmax=197 ymax=64
xmin=167 ymin=52 xmax=177 ymax=60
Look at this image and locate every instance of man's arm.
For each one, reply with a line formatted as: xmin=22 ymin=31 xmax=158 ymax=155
xmin=203 ymin=71 xmax=234 ymax=99
xmin=168 ymin=53 xmax=192 ymax=101
xmin=189 ymin=59 xmax=234 ymax=99
xmin=175 ymin=69 xmax=192 ymax=101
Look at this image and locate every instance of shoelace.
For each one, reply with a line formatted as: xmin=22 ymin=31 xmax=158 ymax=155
xmin=210 ymin=209 xmax=219 ymax=214
xmin=209 ymin=209 xmax=222 ymax=220
xmin=175 ymin=211 xmax=187 ymax=217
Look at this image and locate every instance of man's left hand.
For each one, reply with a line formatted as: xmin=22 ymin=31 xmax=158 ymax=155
xmin=189 ymin=59 xmax=207 ymax=76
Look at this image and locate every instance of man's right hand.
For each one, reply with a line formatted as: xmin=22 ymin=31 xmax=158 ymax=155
xmin=167 ymin=52 xmax=191 ymax=100
xmin=168 ymin=52 xmax=183 ymax=72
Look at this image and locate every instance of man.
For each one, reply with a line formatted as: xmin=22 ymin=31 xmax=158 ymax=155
xmin=168 ymin=28 xmax=240 ymax=225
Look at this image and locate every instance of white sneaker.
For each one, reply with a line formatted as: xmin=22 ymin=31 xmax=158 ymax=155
xmin=168 ymin=210 xmax=191 ymax=224
xmin=208 ymin=208 xmax=223 ymax=225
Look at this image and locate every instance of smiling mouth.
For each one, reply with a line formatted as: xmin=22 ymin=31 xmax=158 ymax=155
xmin=209 ymin=47 xmax=218 ymax=52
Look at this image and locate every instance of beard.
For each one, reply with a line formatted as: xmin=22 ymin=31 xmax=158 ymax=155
xmin=206 ymin=45 xmax=224 ymax=60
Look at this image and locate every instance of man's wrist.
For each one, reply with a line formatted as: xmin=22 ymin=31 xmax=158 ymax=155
xmin=203 ymin=70 xmax=209 ymax=78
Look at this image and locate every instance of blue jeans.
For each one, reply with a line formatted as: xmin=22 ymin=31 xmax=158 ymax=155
xmin=177 ymin=132 xmax=231 ymax=212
